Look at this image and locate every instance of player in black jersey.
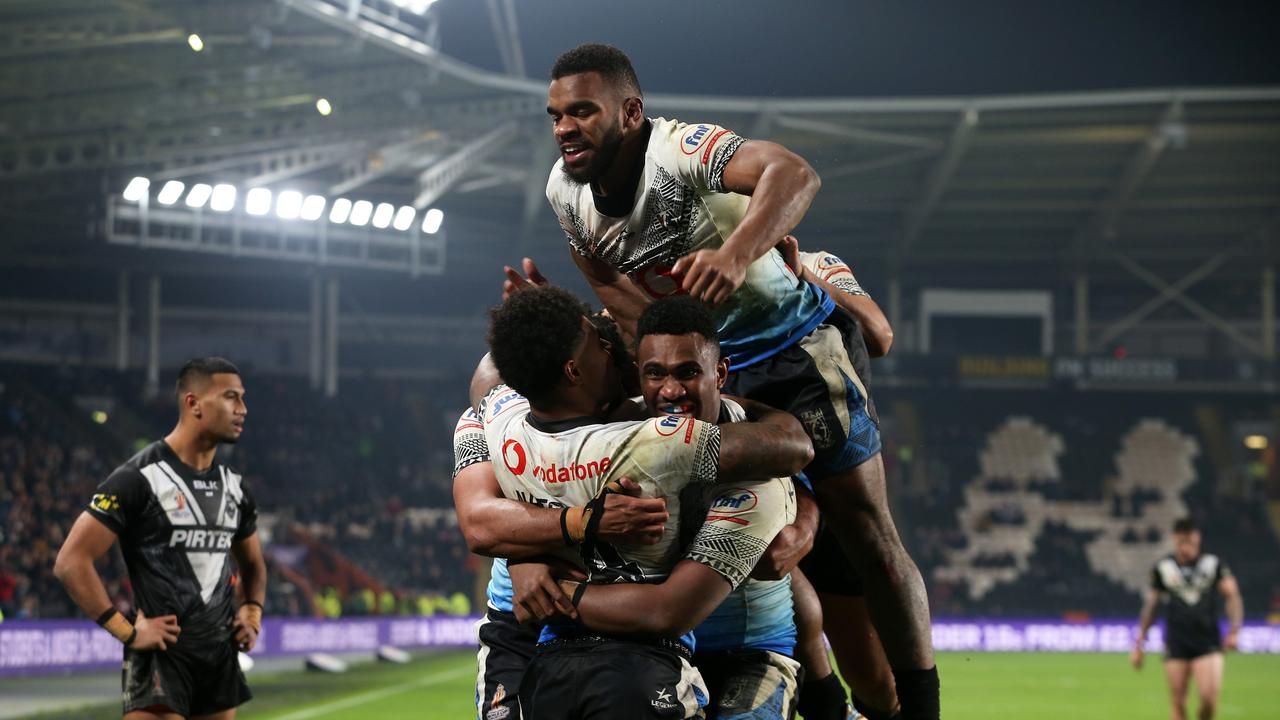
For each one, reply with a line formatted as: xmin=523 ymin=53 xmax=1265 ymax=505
xmin=55 ymin=357 xmax=265 ymax=720
xmin=1131 ymin=518 xmax=1242 ymax=720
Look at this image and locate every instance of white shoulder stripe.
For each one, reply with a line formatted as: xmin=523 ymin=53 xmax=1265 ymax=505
xmin=156 ymin=461 xmax=208 ymax=525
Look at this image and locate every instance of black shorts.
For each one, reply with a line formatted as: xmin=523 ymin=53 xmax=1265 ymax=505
xmin=694 ymin=649 xmax=803 ymax=720
xmin=1165 ymin=634 xmax=1221 ymax=661
xmin=519 ymin=638 xmax=707 ymax=720
xmin=725 ymin=309 xmax=880 ymax=480
xmin=798 ymin=522 xmax=864 ymax=597
xmin=476 ymin=608 xmax=540 ymax=720
xmin=122 ymin=640 xmax=251 ymax=716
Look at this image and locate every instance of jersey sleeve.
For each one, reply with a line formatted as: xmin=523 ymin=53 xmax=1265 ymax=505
xmin=1215 ymin=558 xmax=1232 ymax=583
xmin=684 ymin=477 xmax=796 ymax=589
xmin=453 ymin=407 xmax=490 ymax=478
xmin=1150 ymin=563 xmax=1166 ymax=591
xmin=234 ymin=480 xmax=259 ymax=541
xmin=612 ymin=415 xmax=721 ymax=491
xmin=86 ymin=468 xmax=149 ymax=535
xmin=801 ymin=250 xmax=869 ymax=297
xmin=661 ymin=121 xmax=747 ymax=194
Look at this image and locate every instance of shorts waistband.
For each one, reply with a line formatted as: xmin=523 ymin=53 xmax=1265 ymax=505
xmin=536 ymin=634 xmax=693 ymax=661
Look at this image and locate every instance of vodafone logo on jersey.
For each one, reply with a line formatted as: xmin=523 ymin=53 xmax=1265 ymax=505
xmin=631 ymin=264 xmax=686 ymax=299
xmin=532 ymin=457 xmax=612 ymax=484
xmin=502 ymin=439 xmax=527 ymax=475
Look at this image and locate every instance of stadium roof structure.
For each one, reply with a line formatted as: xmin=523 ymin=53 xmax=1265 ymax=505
xmin=3 ymin=0 xmax=1279 ymax=278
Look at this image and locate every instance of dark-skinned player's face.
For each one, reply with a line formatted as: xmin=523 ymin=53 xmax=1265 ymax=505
xmin=637 ymin=333 xmax=727 ymax=424
xmin=1173 ymin=530 xmax=1201 ymax=563
xmin=185 ymin=373 xmax=246 ymax=443
xmin=569 ymin=317 xmax=623 ymax=415
xmin=547 ymin=72 xmax=632 ymax=185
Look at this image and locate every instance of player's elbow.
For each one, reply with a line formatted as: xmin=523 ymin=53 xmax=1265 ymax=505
xmin=644 ymin=602 xmax=698 ymax=638
xmin=867 ymin=323 xmax=894 ymax=357
xmin=458 ymin=524 xmax=499 ymax=557
xmin=52 ymin=547 xmax=79 ymax=585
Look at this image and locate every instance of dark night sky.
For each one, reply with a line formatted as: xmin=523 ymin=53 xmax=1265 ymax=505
xmin=435 ymin=0 xmax=1280 ymax=97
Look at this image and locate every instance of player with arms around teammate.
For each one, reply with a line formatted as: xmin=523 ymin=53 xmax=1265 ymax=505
xmin=526 ymin=43 xmax=938 ymax=719
xmin=473 ymin=286 xmax=813 ymax=719
xmin=1132 ymin=518 xmax=1243 ymax=720
xmin=55 ymin=357 xmax=264 ymax=720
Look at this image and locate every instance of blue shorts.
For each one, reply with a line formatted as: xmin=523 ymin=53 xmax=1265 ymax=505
xmin=725 ymin=308 xmax=881 ymax=480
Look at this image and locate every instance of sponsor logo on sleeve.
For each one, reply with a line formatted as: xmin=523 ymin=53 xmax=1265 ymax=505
xmin=489 ymin=390 xmax=526 ymax=419
xmin=90 ymin=493 xmax=120 ymax=512
xmin=680 ymin=124 xmax=715 ymax=155
xmin=709 ymin=489 xmax=758 ymax=514
xmin=655 ymin=414 xmax=687 ymax=436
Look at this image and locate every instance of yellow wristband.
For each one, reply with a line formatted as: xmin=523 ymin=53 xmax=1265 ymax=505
xmin=98 ymin=610 xmax=135 ymax=645
xmin=563 ymin=505 xmax=592 ymax=544
xmin=240 ymin=603 xmax=263 ymax=634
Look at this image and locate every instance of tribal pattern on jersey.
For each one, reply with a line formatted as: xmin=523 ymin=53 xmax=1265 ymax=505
xmin=451 ymin=408 xmax=514 ymax=613
xmin=547 ymin=117 xmax=832 ymax=370
xmin=87 ymin=441 xmax=257 ymax=647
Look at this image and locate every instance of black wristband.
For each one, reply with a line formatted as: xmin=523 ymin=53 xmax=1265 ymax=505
xmin=559 ymin=507 xmax=574 ymax=546
xmin=582 ymin=495 xmax=608 ymax=545
xmin=241 ymin=600 xmax=264 ymax=610
xmin=125 ymin=628 xmax=138 ymax=647
xmin=572 ymin=581 xmax=588 ymax=607
xmin=95 ymin=608 xmax=119 ymax=627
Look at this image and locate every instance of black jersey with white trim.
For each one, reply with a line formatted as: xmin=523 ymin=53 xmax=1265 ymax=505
xmin=1151 ymin=553 xmax=1230 ymax=650
xmin=87 ymin=440 xmax=257 ymax=647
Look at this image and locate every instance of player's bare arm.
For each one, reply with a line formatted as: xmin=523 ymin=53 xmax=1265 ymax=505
xmin=777 ymin=236 xmax=894 ymax=357
xmin=718 ymin=396 xmax=814 ymax=480
xmin=231 ymin=533 xmax=266 ymax=652
xmin=1131 ymin=587 xmax=1160 ymax=670
xmin=54 ymin=512 xmax=180 ymax=651
xmin=1219 ymin=574 xmax=1243 ymax=651
xmin=570 ymin=249 xmax=650 ymax=339
xmin=543 ymin=559 xmax=731 ymax=637
xmin=673 ymin=140 xmax=820 ymax=305
xmin=752 ymin=481 xmax=820 ymax=581
xmin=453 ymin=461 xmax=667 ymax=558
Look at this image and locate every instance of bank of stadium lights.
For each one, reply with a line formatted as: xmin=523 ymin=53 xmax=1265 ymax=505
xmin=119 ymin=178 xmax=434 ymax=233
xmin=389 ymin=0 xmax=438 ymax=15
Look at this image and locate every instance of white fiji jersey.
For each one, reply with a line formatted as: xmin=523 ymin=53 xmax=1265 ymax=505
xmin=479 ymin=385 xmax=722 ymax=582
xmin=546 ymin=117 xmax=832 ymax=369
xmin=800 ymin=250 xmax=868 ymax=297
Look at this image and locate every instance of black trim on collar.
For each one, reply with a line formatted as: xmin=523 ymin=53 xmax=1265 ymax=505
xmin=591 ymin=120 xmax=652 ymax=218
xmin=526 ymin=414 xmax=600 ymax=434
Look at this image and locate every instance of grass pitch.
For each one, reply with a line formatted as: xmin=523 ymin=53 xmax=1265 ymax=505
xmin=19 ymin=650 xmax=1280 ymax=719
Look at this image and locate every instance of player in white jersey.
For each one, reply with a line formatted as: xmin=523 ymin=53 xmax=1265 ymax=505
xmin=527 ymin=43 xmax=937 ymax=719
xmin=472 ymin=285 xmax=813 ymax=720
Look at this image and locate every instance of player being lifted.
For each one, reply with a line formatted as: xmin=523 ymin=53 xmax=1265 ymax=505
xmin=1132 ymin=518 xmax=1243 ymax=720
xmin=54 ymin=357 xmax=264 ymax=720
xmin=509 ymin=43 xmax=937 ymax=719
xmin=471 ymin=286 xmax=812 ymax=719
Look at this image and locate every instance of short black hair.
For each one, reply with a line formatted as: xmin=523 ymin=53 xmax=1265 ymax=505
xmin=488 ymin=286 xmax=591 ymax=404
xmin=636 ymin=295 xmax=720 ymax=356
xmin=175 ymin=357 xmax=240 ymax=399
xmin=551 ymin=43 xmax=642 ymax=98
xmin=1172 ymin=517 xmax=1198 ymax=534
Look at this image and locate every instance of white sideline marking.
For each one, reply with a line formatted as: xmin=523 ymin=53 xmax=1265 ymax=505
xmin=269 ymin=664 xmax=473 ymax=720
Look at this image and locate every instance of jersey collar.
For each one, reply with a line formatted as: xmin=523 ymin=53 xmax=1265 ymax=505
xmin=526 ymin=413 xmax=601 ymax=434
xmin=591 ymin=119 xmax=652 ymax=218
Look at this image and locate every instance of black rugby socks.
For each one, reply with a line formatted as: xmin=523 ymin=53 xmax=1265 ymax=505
xmin=892 ymin=665 xmax=939 ymax=720
xmin=798 ymin=672 xmax=850 ymax=720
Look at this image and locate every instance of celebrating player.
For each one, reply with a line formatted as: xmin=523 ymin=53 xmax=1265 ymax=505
xmin=471 ymin=285 xmax=812 ymax=719
xmin=1132 ymin=518 xmax=1243 ymax=720
xmin=54 ymin=357 xmax=264 ymax=720
xmin=523 ymin=42 xmax=937 ymax=718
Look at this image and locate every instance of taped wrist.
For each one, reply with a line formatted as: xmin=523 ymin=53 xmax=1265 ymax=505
xmin=96 ymin=609 xmax=135 ymax=645
xmin=557 ymin=579 xmax=588 ymax=608
xmin=240 ymin=602 xmax=263 ymax=634
xmin=562 ymin=494 xmax=610 ymax=545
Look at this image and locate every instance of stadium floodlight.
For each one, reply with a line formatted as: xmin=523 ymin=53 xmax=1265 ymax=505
xmin=349 ymin=200 xmax=373 ymax=227
xmin=157 ymin=180 xmax=185 ymax=205
xmin=316 ymin=98 xmax=332 ymax=116
xmin=188 ymin=33 xmax=204 ymax=52
xmin=300 ymin=194 xmax=327 ymax=221
xmin=1244 ymin=435 xmax=1268 ymax=450
xmin=245 ymin=188 xmax=272 ymax=216
xmin=210 ymin=184 xmax=236 ymax=212
xmin=372 ymin=202 xmax=395 ymax=229
xmin=185 ymin=183 xmax=213 ymax=208
xmin=392 ymin=205 xmax=415 ymax=231
xmin=276 ymin=190 xmax=303 ymax=220
xmin=421 ymin=208 xmax=444 ymax=234
xmin=122 ymin=177 xmax=150 ymax=202
xmin=329 ymin=198 xmax=353 ymax=224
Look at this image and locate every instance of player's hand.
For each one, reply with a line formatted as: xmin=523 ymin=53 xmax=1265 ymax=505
xmin=1129 ymin=644 xmax=1144 ymax=670
xmin=510 ymin=559 xmax=585 ymax=624
xmin=232 ymin=606 xmax=261 ymax=652
xmin=673 ymin=248 xmax=747 ymax=306
xmin=598 ymin=478 xmax=668 ymax=546
xmin=502 ymin=257 xmax=551 ymax=300
xmin=1224 ymin=629 xmax=1240 ymax=652
xmin=775 ymin=235 xmax=803 ymax=279
xmin=132 ymin=609 xmax=180 ymax=651
xmin=751 ymin=524 xmax=815 ymax=581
